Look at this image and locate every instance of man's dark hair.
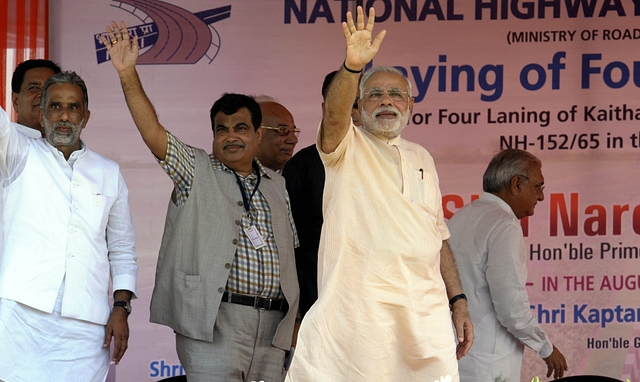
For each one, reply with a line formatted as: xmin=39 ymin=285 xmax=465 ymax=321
xmin=41 ymin=71 xmax=89 ymax=112
xmin=210 ymin=93 xmax=261 ymax=132
xmin=322 ymin=71 xmax=338 ymax=100
xmin=11 ymin=59 xmax=62 ymax=93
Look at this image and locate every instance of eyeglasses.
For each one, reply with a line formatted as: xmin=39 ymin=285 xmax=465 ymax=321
xmin=518 ymin=174 xmax=545 ymax=193
xmin=261 ymin=125 xmax=300 ymax=137
xmin=362 ymin=88 xmax=411 ymax=103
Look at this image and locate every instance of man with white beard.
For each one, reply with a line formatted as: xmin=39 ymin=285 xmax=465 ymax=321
xmin=286 ymin=7 xmax=472 ymax=382
xmin=0 ymin=71 xmax=138 ymax=381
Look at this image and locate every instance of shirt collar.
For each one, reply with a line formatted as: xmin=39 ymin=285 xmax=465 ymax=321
xmin=359 ymin=125 xmax=403 ymax=146
xmin=480 ymin=192 xmax=517 ymax=218
xmin=252 ymin=158 xmax=270 ymax=178
xmin=387 ymin=134 xmax=403 ymax=145
xmin=210 ymin=154 xmax=271 ymax=179
xmin=43 ymin=139 xmax=87 ymax=159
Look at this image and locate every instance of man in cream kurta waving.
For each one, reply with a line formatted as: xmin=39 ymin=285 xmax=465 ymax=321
xmin=286 ymin=7 xmax=472 ymax=382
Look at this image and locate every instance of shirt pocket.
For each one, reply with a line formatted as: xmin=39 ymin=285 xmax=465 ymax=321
xmin=72 ymin=188 xmax=115 ymax=233
xmin=410 ymin=167 xmax=439 ymax=212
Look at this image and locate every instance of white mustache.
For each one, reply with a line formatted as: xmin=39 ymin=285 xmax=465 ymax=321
xmin=373 ymin=106 xmax=400 ymax=117
xmin=53 ymin=121 xmax=74 ymax=129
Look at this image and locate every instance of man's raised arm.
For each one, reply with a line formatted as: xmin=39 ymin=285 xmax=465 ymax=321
xmin=101 ymin=21 xmax=168 ymax=160
xmin=320 ymin=7 xmax=386 ymax=154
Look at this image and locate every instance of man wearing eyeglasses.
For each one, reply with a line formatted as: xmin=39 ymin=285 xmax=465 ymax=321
xmin=286 ymin=7 xmax=472 ymax=382
xmin=103 ymin=21 xmax=299 ymax=382
xmin=447 ymin=149 xmax=568 ymax=382
xmin=257 ymin=101 xmax=299 ymax=172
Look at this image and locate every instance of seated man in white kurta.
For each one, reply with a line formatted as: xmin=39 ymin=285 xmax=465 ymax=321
xmin=286 ymin=7 xmax=473 ymax=382
xmin=0 ymin=71 xmax=138 ymax=381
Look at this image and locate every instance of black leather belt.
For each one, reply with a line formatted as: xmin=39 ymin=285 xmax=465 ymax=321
xmin=222 ymin=292 xmax=288 ymax=311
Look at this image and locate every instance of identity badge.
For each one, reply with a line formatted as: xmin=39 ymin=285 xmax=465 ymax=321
xmin=245 ymin=225 xmax=267 ymax=249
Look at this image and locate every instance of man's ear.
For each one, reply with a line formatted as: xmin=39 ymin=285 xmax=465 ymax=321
xmin=81 ymin=110 xmax=91 ymax=129
xmin=37 ymin=108 xmax=44 ymax=128
xmin=510 ymin=175 xmax=522 ymax=195
xmin=11 ymin=92 xmax=19 ymax=111
xmin=255 ymin=125 xmax=262 ymax=144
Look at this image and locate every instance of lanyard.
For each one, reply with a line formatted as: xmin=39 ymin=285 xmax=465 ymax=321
xmin=232 ymin=164 xmax=261 ymax=213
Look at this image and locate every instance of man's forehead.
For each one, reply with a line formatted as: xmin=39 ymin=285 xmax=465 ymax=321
xmin=261 ymin=102 xmax=294 ymax=125
xmin=23 ymin=67 xmax=56 ymax=84
xmin=214 ymin=108 xmax=254 ymax=127
xmin=44 ymin=83 xmax=84 ymax=103
xmin=263 ymin=111 xmax=294 ymax=127
xmin=363 ymin=72 xmax=408 ymax=90
xmin=529 ymin=165 xmax=544 ymax=181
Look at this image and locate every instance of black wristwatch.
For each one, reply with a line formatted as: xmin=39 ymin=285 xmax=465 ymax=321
xmin=113 ymin=300 xmax=132 ymax=315
xmin=448 ymin=293 xmax=467 ymax=310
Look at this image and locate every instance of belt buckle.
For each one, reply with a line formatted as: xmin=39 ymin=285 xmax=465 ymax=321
xmin=253 ymin=296 xmax=273 ymax=310
xmin=253 ymin=296 xmax=269 ymax=310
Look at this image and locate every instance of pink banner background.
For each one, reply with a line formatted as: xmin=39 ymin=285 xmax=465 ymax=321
xmin=45 ymin=0 xmax=640 ymax=380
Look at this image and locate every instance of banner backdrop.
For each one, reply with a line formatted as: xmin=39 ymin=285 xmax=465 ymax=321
xmin=1 ymin=0 xmax=49 ymax=112
xmin=48 ymin=0 xmax=640 ymax=381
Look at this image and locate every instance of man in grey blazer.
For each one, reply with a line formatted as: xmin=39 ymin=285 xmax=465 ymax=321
xmin=103 ymin=22 xmax=299 ymax=382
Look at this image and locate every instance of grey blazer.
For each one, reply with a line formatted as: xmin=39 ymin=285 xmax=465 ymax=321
xmin=149 ymin=148 xmax=299 ymax=350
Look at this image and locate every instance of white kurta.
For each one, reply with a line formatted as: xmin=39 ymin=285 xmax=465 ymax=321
xmin=0 ymin=107 xmax=138 ymax=381
xmin=447 ymin=192 xmax=553 ymax=382
xmin=0 ymin=287 xmax=110 ymax=381
xmin=0 ymin=123 xmax=39 ymax=259
xmin=286 ymin=123 xmax=458 ymax=381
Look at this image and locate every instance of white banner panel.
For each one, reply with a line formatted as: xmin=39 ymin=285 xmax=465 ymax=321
xmin=49 ymin=0 xmax=640 ymax=380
